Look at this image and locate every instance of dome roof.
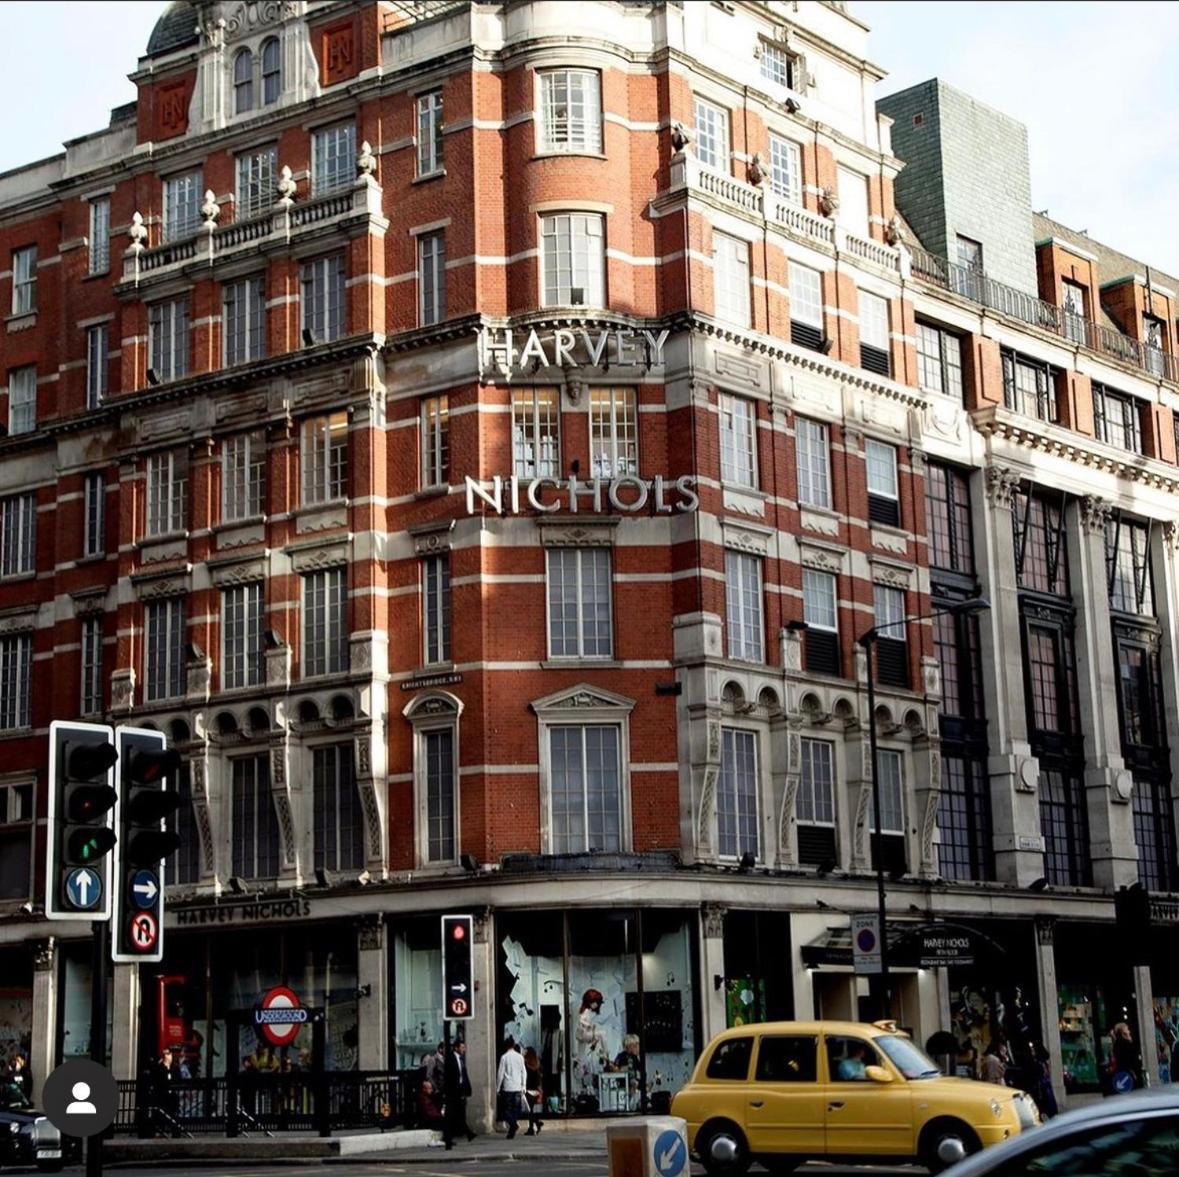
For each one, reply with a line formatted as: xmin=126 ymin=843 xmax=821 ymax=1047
xmin=146 ymin=1 xmax=200 ymax=57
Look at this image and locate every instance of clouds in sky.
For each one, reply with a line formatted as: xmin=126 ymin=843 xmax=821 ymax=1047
xmin=859 ymin=1 xmax=1179 ymax=273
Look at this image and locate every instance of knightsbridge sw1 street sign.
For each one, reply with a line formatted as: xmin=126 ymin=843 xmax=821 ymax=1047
xmin=465 ymin=473 xmax=699 ymax=516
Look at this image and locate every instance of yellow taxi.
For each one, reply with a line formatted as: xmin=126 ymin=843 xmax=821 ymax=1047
xmin=670 ymin=1020 xmax=1039 ymax=1176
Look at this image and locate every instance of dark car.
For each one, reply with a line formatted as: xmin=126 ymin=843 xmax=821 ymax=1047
xmin=944 ymin=1087 xmax=1179 ymax=1176
xmin=0 ymin=1079 xmax=63 ymax=1171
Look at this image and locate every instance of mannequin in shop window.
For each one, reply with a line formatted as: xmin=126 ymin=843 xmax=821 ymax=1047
xmin=575 ymin=989 xmax=608 ymax=1106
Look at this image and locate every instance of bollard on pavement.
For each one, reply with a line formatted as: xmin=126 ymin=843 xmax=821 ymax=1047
xmin=607 ymin=1116 xmax=690 ymax=1177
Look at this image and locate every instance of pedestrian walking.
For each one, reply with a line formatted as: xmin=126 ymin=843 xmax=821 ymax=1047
xmin=145 ymin=1047 xmax=177 ymax=1136
xmin=444 ymin=1039 xmax=477 ymax=1144
xmin=1027 ymin=1040 xmax=1058 ymax=1118
xmin=496 ymin=1038 xmax=527 ymax=1139
xmin=979 ymin=1043 xmax=1007 ymax=1085
xmin=1108 ymin=1021 xmax=1143 ymax=1094
xmin=523 ymin=1046 xmax=545 ymax=1136
xmin=2 ymin=1054 xmax=30 ymax=1100
xmin=424 ymin=1042 xmax=446 ymax=1112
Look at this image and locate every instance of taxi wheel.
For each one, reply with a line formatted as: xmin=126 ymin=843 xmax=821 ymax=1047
xmin=920 ymin=1119 xmax=981 ymax=1173
xmin=697 ymin=1121 xmax=751 ymax=1177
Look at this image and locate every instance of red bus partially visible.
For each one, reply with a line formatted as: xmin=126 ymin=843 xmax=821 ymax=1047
xmin=154 ymin=974 xmax=203 ymax=1074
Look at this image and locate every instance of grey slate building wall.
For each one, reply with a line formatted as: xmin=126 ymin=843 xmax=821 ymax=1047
xmin=880 ymin=78 xmax=1037 ymax=295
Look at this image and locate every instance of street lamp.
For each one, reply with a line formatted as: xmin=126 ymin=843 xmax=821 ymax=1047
xmin=859 ymin=595 xmax=990 ymax=1020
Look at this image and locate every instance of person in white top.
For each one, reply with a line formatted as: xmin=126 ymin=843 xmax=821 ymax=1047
xmin=496 ymin=1039 xmax=528 ymax=1139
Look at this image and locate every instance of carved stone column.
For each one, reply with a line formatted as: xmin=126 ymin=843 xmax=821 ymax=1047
xmin=111 ymin=964 xmax=141 ymax=1081
xmin=1069 ymin=496 xmax=1138 ymax=888
xmin=356 ymin=916 xmax=388 ymax=1071
xmin=1152 ymin=523 xmax=1179 ymax=865
xmin=1033 ymin=917 xmax=1065 ymax=1103
xmin=466 ymin=909 xmax=496 ymax=1133
xmin=977 ymin=465 xmax=1043 ymax=885
xmin=269 ymin=734 xmax=298 ymax=879
xmin=30 ymin=939 xmax=57 ymax=1108
xmin=699 ymin=904 xmax=728 ymax=1043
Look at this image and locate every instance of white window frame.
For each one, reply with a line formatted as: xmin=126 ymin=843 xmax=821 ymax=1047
xmin=541 ymin=212 xmax=605 ymax=308
xmin=301 ymin=413 xmax=348 ymax=505
xmin=693 ymin=96 xmax=729 ymax=171
xmin=80 ymin=615 xmax=104 ymax=717
xmin=865 ymin=439 xmax=899 ymax=502
xmin=145 ymin=597 xmax=186 ymax=702
xmin=233 ymin=47 xmax=254 ymax=113
xmin=797 ymin=738 xmax=835 ymax=826
xmin=512 ymin=387 xmax=561 ymax=477
xmin=302 ymin=567 xmax=347 ymax=678
xmin=236 ymin=146 xmax=278 ymax=221
xmin=546 ymin=547 xmax=614 ymax=660
xmin=802 ymin=568 xmax=837 ymax=632
xmin=11 ymin=246 xmax=36 ymax=316
xmin=261 ymin=37 xmax=281 ymax=105
xmin=725 ymin=550 xmax=764 ymax=663
xmin=795 ymin=417 xmax=831 ymax=509
xmin=769 ymin=134 xmax=802 ymax=205
xmin=312 ymin=122 xmax=356 ymax=195
xmin=149 ymin=297 xmax=189 ymax=382
xmin=539 ymin=68 xmax=602 ymax=154
xmin=421 ymin=395 xmax=449 ymax=488
xmin=86 ymin=324 xmax=108 ymax=409
xmin=416 ymin=91 xmax=444 ymax=176
xmin=589 ymin=387 xmax=638 ymax=478
xmin=163 ymin=170 xmax=203 ymax=242
xmin=788 ymin=261 xmax=823 ymax=328
xmin=859 ymin=290 xmax=890 ymax=351
xmin=221 ymin=581 xmax=263 ymax=690
xmin=222 ymin=431 xmax=266 ymax=522
xmin=301 ymin=253 xmax=346 ymax=343
xmin=312 ymin=743 xmax=365 ymax=872
xmin=418 ymin=231 xmax=445 ymax=327
xmin=718 ymin=727 xmax=760 ymax=861
xmin=88 ymin=198 xmax=111 ymax=275
xmin=422 ymin=553 xmax=451 ymax=666
xmin=0 ymin=634 xmax=32 ymax=730
xmin=223 ymin=275 xmax=266 ymax=366
xmin=404 ymin=692 xmax=464 ymax=868
xmin=83 ymin=473 xmax=105 ymax=558
xmin=8 ymin=366 xmax=36 ymax=436
xmin=713 ymin=231 xmax=751 ymax=327
xmin=874 ymin=583 xmax=906 ymax=638
xmin=0 ymin=493 xmax=36 ymax=577
xmin=145 ymin=450 xmax=188 ymax=537
xmin=548 ymin=724 xmax=623 ymax=854
xmin=877 ymin=748 xmax=905 ymax=834
xmin=835 ymin=165 xmax=870 ymax=237
xmin=719 ymin=393 xmax=757 ymax=488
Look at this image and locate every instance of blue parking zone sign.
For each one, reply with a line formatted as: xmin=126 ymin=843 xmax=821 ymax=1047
xmin=653 ymin=1127 xmax=687 ymax=1177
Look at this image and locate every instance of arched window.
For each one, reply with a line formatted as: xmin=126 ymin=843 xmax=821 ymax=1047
xmin=233 ymin=48 xmax=254 ymax=113
xmin=261 ymin=37 xmax=281 ymax=105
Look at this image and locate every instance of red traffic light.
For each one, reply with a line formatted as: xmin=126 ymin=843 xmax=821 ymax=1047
xmin=452 ymin=924 xmax=466 ymax=940
xmin=127 ymin=747 xmax=181 ymax=784
xmin=66 ymin=783 xmax=117 ymax=823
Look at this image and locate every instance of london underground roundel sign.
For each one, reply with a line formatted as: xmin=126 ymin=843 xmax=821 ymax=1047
xmin=254 ymin=986 xmax=307 ymax=1047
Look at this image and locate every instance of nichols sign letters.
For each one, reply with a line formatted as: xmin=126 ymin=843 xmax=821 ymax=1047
xmin=466 ymin=474 xmax=699 ymax=515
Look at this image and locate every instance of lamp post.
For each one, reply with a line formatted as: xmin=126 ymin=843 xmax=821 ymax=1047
xmin=858 ymin=595 xmax=990 ymax=1020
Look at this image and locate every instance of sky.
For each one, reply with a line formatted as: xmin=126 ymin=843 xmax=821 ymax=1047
xmin=0 ymin=1 xmax=1176 ymax=273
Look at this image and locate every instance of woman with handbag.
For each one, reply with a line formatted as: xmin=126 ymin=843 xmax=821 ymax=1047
xmin=523 ymin=1046 xmax=545 ymax=1136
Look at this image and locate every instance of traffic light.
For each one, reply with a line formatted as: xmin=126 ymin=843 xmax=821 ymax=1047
xmin=46 ymin=720 xmax=118 ymax=921
xmin=441 ymin=914 xmax=474 ymax=1020
xmin=112 ymin=727 xmax=182 ymax=964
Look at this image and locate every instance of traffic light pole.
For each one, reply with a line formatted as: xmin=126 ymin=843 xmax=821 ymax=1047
xmin=442 ymin=1019 xmax=453 ymax=1151
xmin=87 ymin=918 xmax=109 ymax=1177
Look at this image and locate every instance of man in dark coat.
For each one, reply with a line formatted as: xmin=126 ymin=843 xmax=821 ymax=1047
xmin=444 ymin=1040 xmax=476 ymax=1145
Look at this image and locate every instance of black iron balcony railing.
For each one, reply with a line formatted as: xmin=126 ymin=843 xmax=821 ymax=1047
xmin=909 ymin=244 xmax=1179 ymax=384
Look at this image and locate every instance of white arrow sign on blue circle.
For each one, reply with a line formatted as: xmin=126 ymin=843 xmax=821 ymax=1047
xmin=653 ymin=1128 xmax=687 ymax=1177
xmin=65 ymin=867 xmax=102 ymax=911
xmin=130 ymin=869 xmax=159 ymax=910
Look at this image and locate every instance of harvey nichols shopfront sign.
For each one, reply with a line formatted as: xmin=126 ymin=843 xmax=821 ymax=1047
xmin=483 ymin=325 xmax=671 ymax=371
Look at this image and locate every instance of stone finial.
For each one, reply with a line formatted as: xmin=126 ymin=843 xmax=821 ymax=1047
xmin=357 ymin=140 xmax=377 ymax=177
xmin=670 ymin=121 xmax=692 ymax=153
xmin=276 ymin=165 xmax=297 ymax=206
xmin=818 ymin=187 xmax=839 ymax=217
xmin=748 ymin=152 xmax=766 ymax=187
xmin=885 ymin=215 xmax=905 ymax=246
xmin=200 ymin=189 xmax=220 ymax=226
xmin=128 ymin=211 xmax=148 ymax=249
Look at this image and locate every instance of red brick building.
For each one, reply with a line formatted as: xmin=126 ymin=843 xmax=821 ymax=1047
xmin=4 ymin=0 xmax=1179 ymax=1125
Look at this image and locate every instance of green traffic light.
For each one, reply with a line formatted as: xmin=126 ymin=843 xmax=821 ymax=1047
xmin=66 ymin=826 xmax=117 ymax=865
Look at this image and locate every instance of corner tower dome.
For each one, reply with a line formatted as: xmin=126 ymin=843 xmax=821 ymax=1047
xmin=146 ymin=0 xmax=200 ymax=57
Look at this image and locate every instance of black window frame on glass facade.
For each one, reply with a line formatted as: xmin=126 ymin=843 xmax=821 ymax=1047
xmin=1002 ymin=349 xmax=1059 ymax=424
xmin=916 ymin=321 xmax=965 ymax=402
xmin=1013 ymin=485 xmax=1090 ymax=887
xmin=926 ymin=462 xmax=993 ymax=881
xmin=1104 ymin=512 xmax=1178 ymax=892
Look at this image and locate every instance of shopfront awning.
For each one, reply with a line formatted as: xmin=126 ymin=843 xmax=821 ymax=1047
xmin=802 ymin=921 xmax=1009 ymax=969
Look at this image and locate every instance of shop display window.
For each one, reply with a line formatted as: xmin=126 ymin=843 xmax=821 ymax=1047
xmin=393 ymin=922 xmax=444 ymax=1071
xmin=498 ymin=908 xmax=697 ymax=1115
